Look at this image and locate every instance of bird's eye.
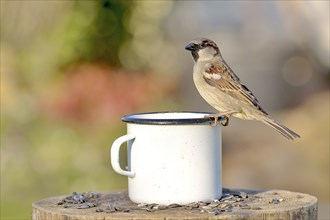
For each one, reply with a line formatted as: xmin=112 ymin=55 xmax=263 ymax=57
xmin=201 ymin=41 xmax=207 ymax=48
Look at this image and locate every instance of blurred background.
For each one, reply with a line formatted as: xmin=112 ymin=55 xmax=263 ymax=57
xmin=1 ymin=0 xmax=329 ymax=219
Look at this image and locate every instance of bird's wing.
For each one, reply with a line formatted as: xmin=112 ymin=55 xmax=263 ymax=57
xmin=203 ymin=60 xmax=268 ymax=115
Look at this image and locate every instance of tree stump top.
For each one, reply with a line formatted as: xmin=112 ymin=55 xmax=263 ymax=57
xmin=32 ymin=188 xmax=317 ymax=220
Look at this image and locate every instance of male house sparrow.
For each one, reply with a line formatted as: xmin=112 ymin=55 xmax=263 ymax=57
xmin=185 ymin=38 xmax=300 ymax=140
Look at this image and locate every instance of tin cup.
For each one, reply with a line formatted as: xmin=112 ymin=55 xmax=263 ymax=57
xmin=110 ymin=111 xmax=223 ymax=205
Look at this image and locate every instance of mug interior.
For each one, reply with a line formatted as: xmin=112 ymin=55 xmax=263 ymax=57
xmin=122 ymin=111 xmax=225 ymax=125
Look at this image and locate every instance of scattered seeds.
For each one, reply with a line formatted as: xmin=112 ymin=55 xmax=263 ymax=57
xmin=56 ymin=190 xmax=256 ymax=216
xmin=56 ymin=191 xmax=100 ymax=209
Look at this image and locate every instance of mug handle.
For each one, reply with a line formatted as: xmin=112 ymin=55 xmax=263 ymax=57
xmin=110 ymin=134 xmax=136 ymax=178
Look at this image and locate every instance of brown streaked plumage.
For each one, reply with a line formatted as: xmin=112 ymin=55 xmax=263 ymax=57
xmin=185 ymin=38 xmax=300 ymax=140
xmin=203 ymin=60 xmax=268 ymax=116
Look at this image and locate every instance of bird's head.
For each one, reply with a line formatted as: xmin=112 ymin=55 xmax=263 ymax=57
xmin=185 ymin=38 xmax=220 ymax=62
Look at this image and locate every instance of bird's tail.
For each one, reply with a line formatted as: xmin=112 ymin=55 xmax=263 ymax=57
xmin=262 ymin=117 xmax=300 ymax=140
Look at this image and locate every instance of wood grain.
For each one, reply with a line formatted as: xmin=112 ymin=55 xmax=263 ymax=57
xmin=32 ymin=189 xmax=317 ymax=220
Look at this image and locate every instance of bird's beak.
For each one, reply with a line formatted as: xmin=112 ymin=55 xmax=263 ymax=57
xmin=185 ymin=42 xmax=196 ymax=51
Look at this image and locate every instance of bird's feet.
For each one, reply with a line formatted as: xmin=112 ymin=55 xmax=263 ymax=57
xmin=205 ymin=114 xmax=229 ymax=126
xmin=205 ymin=113 xmax=230 ymax=127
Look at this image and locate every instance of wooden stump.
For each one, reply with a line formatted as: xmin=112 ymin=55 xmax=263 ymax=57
xmin=32 ymin=188 xmax=317 ymax=220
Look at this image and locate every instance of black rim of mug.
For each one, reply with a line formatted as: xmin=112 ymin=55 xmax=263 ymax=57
xmin=121 ymin=111 xmax=226 ymax=125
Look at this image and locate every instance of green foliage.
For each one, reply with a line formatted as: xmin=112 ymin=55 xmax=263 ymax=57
xmin=68 ymin=0 xmax=133 ymax=67
xmin=1 ymin=1 xmax=176 ymax=219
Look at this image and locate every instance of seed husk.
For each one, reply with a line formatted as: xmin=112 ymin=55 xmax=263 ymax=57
xmin=77 ymin=204 xmax=90 ymax=209
xmin=271 ymin=198 xmax=283 ymax=204
xmin=252 ymin=206 xmax=262 ymax=210
xmin=137 ymin=203 xmax=148 ymax=208
xmin=209 ymin=201 xmax=220 ymax=207
xmin=239 ymin=192 xmax=248 ymax=198
xmin=201 ymin=205 xmax=212 ymax=210
xmin=106 ymin=203 xmax=116 ymax=213
xmin=213 ymin=208 xmax=222 ymax=215
xmin=168 ymin=203 xmax=181 ymax=208
xmin=186 ymin=202 xmax=199 ymax=209
xmin=158 ymin=205 xmax=168 ymax=210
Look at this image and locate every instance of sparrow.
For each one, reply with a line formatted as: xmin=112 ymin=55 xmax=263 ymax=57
xmin=185 ymin=38 xmax=300 ymax=140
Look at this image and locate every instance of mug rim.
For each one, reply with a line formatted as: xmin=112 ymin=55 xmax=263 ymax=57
xmin=122 ymin=111 xmax=226 ymax=125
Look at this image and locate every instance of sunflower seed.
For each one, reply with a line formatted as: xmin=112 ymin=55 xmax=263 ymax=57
xmin=239 ymin=192 xmax=248 ymax=198
xmin=64 ymin=198 xmax=72 ymax=203
xmin=219 ymin=203 xmax=228 ymax=209
xmin=114 ymin=206 xmax=123 ymax=211
xmin=222 ymin=193 xmax=231 ymax=197
xmin=77 ymin=204 xmax=90 ymax=209
xmin=240 ymin=205 xmax=251 ymax=209
xmin=104 ymin=209 xmax=115 ymax=213
xmin=158 ymin=205 xmax=168 ymax=210
xmin=222 ymin=195 xmax=233 ymax=200
xmin=56 ymin=201 xmax=64 ymax=205
xmin=186 ymin=202 xmax=199 ymax=209
xmin=201 ymin=205 xmax=212 ymax=210
xmin=209 ymin=201 xmax=220 ymax=207
xmin=206 ymin=209 xmax=216 ymax=214
xmin=223 ymin=200 xmax=236 ymax=204
xmin=88 ymin=203 xmax=96 ymax=208
xmin=252 ymin=207 xmax=262 ymax=210
xmin=197 ymin=201 xmax=208 ymax=206
xmin=106 ymin=203 xmax=116 ymax=212
xmin=212 ymin=208 xmax=222 ymax=215
xmin=271 ymin=198 xmax=281 ymax=204
xmin=168 ymin=203 xmax=181 ymax=208
xmin=116 ymin=207 xmax=129 ymax=212
xmin=137 ymin=203 xmax=148 ymax=208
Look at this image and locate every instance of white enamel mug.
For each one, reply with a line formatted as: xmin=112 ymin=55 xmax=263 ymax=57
xmin=110 ymin=112 xmax=224 ymax=205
